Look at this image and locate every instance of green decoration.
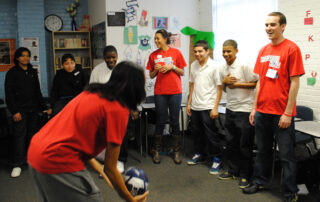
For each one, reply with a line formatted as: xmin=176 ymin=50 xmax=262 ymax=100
xmin=124 ymin=26 xmax=138 ymax=45
xmin=180 ymin=26 xmax=215 ymax=49
xmin=138 ymin=35 xmax=151 ymax=50
xmin=307 ymin=77 xmax=316 ymax=86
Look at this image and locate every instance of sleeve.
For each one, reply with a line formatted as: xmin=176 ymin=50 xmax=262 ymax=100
xmin=80 ymin=70 xmax=89 ymax=88
xmin=214 ymin=65 xmax=222 ymax=86
xmin=175 ymin=49 xmax=187 ymax=69
xmin=50 ymin=74 xmax=59 ymax=107
xmin=243 ymin=63 xmax=259 ymax=82
xmin=4 ymin=70 xmax=18 ymax=114
xmin=89 ymin=67 xmax=99 ymax=84
xmin=253 ymin=50 xmax=262 ymax=76
xmin=105 ymin=107 xmax=129 ymax=145
xmin=189 ymin=62 xmax=194 ymax=83
xmin=146 ymin=54 xmax=154 ymax=71
xmin=288 ymin=47 xmax=305 ymax=77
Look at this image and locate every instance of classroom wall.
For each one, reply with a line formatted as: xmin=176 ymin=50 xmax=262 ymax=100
xmin=279 ymin=0 xmax=320 ymax=120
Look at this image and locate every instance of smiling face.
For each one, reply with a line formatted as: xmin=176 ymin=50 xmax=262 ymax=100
xmin=154 ymin=33 xmax=167 ymax=49
xmin=17 ymin=51 xmax=30 ymax=67
xmin=194 ymin=46 xmax=209 ymax=64
xmin=265 ymin=15 xmax=286 ymax=45
xmin=104 ymin=51 xmax=118 ymax=69
xmin=62 ymin=58 xmax=76 ymax=72
xmin=223 ymin=46 xmax=238 ymax=65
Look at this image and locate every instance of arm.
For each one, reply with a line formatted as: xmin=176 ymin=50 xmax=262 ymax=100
xmin=160 ymin=64 xmax=184 ymax=76
xmin=5 ymin=71 xmax=21 ymax=122
xmin=87 ymin=158 xmax=113 ymax=188
xmin=186 ymin=82 xmax=194 ymax=116
xmin=149 ymin=63 xmax=161 ymax=79
xmin=210 ymin=85 xmax=223 ymax=119
xmin=278 ymin=76 xmax=300 ymax=128
xmin=249 ymin=79 xmax=260 ymax=126
xmin=228 ymin=82 xmax=257 ymax=89
xmin=104 ymin=143 xmax=148 ymax=202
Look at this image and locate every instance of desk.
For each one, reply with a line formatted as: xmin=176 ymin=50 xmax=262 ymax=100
xmin=295 ymin=121 xmax=320 ymax=138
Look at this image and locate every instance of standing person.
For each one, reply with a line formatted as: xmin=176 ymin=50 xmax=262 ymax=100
xmin=186 ymin=40 xmax=223 ymax=175
xmin=243 ymin=12 xmax=304 ymax=202
xmin=90 ymin=45 xmax=137 ymax=173
xmin=146 ymin=29 xmax=187 ymax=164
xmin=28 ymin=61 xmax=149 ymax=202
xmin=218 ymin=39 xmax=258 ymax=187
xmin=50 ymin=53 xmax=88 ymax=116
xmin=5 ymin=47 xmax=50 ymax=178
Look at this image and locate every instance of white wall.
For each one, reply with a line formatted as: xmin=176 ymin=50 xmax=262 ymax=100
xmin=279 ymin=0 xmax=320 ymax=120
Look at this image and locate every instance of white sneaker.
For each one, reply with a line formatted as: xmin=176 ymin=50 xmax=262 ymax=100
xmin=11 ymin=167 xmax=21 ymax=178
xmin=117 ymin=161 xmax=124 ymax=174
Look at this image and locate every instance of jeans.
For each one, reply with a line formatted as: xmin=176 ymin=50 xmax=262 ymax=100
xmin=118 ymin=116 xmax=136 ymax=162
xmin=191 ymin=110 xmax=222 ymax=158
xmin=224 ymin=109 xmax=254 ymax=178
xmin=252 ymin=111 xmax=298 ymax=195
xmin=12 ymin=111 xmax=39 ymax=167
xmin=154 ymin=94 xmax=182 ymax=136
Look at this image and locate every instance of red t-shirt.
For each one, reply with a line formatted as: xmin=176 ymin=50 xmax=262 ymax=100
xmin=28 ymin=91 xmax=129 ymax=174
xmin=254 ymin=39 xmax=305 ymax=116
xmin=146 ymin=47 xmax=186 ymax=95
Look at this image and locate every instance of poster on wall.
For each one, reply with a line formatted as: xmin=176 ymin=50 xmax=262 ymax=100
xmin=169 ymin=16 xmax=181 ymax=31
xmin=153 ymin=17 xmax=168 ymax=29
xmin=92 ymin=22 xmax=106 ymax=59
xmin=138 ymin=35 xmax=151 ymax=50
xmin=21 ymin=37 xmax=39 ymax=63
xmin=139 ymin=10 xmax=148 ymax=26
xmin=124 ymin=26 xmax=138 ymax=44
xmin=0 ymin=39 xmax=15 ymax=72
xmin=107 ymin=12 xmax=125 ymax=26
xmin=170 ymin=33 xmax=181 ymax=48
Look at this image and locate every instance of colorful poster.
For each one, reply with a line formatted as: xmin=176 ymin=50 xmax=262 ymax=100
xmin=124 ymin=26 xmax=138 ymax=44
xmin=139 ymin=10 xmax=148 ymax=26
xmin=153 ymin=17 xmax=168 ymax=29
xmin=138 ymin=35 xmax=151 ymax=50
xmin=170 ymin=33 xmax=181 ymax=48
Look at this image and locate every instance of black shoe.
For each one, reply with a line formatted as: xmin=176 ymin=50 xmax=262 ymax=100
xmin=153 ymin=151 xmax=161 ymax=164
xmin=173 ymin=152 xmax=182 ymax=164
xmin=284 ymin=194 xmax=298 ymax=202
xmin=238 ymin=178 xmax=250 ymax=189
xmin=218 ymin=171 xmax=236 ymax=180
xmin=242 ymin=183 xmax=264 ymax=194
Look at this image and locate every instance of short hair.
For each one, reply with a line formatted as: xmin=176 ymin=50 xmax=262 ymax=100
xmin=155 ymin=29 xmax=171 ymax=44
xmin=268 ymin=12 xmax=287 ymax=25
xmin=194 ymin=40 xmax=209 ymax=51
xmin=103 ymin=45 xmax=118 ymax=57
xmin=86 ymin=61 xmax=146 ymax=110
xmin=61 ymin=53 xmax=75 ymax=64
xmin=223 ymin=39 xmax=238 ymax=49
xmin=14 ymin=47 xmax=31 ymax=66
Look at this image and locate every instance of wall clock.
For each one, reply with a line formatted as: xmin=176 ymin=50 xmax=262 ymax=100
xmin=44 ymin=14 xmax=63 ymax=32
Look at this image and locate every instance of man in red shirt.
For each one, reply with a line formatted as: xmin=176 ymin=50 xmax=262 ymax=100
xmin=243 ymin=12 xmax=304 ymax=202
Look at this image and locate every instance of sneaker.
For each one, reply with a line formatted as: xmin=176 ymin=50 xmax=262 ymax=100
xmin=11 ymin=167 xmax=21 ymax=178
xmin=242 ymin=183 xmax=264 ymax=194
xmin=117 ymin=160 xmax=124 ymax=174
xmin=209 ymin=157 xmax=221 ymax=175
xmin=219 ymin=171 xmax=236 ymax=180
xmin=284 ymin=194 xmax=298 ymax=202
xmin=187 ymin=153 xmax=204 ymax=165
xmin=238 ymin=178 xmax=250 ymax=189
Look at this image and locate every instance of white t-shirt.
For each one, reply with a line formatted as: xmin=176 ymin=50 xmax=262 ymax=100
xmin=219 ymin=59 xmax=258 ymax=112
xmin=89 ymin=62 xmax=113 ymax=84
xmin=189 ymin=58 xmax=222 ymax=111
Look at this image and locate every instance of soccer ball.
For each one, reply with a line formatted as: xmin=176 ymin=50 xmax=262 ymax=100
xmin=123 ymin=167 xmax=149 ymax=196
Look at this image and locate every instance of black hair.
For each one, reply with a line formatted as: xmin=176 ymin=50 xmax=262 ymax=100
xmin=103 ymin=45 xmax=118 ymax=57
xmin=268 ymin=12 xmax=287 ymax=25
xmin=223 ymin=39 xmax=238 ymax=49
xmin=14 ymin=47 xmax=31 ymax=66
xmin=86 ymin=61 xmax=146 ymax=110
xmin=61 ymin=53 xmax=75 ymax=64
xmin=194 ymin=40 xmax=209 ymax=51
xmin=155 ymin=29 xmax=171 ymax=44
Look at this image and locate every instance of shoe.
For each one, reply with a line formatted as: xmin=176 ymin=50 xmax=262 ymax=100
xmin=187 ymin=153 xmax=204 ymax=165
xmin=284 ymin=194 xmax=298 ymax=202
xmin=173 ymin=152 xmax=182 ymax=164
xmin=209 ymin=157 xmax=221 ymax=175
xmin=238 ymin=178 xmax=250 ymax=189
xmin=11 ymin=167 xmax=21 ymax=178
xmin=219 ymin=171 xmax=236 ymax=180
xmin=153 ymin=151 xmax=161 ymax=164
xmin=242 ymin=183 xmax=264 ymax=194
xmin=117 ymin=161 xmax=124 ymax=173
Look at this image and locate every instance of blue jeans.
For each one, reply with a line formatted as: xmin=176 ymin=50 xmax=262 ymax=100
xmin=252 ymin=111 xmax=298 ymax=196
xmin=154 ymin=94 xmax=182 ymax=136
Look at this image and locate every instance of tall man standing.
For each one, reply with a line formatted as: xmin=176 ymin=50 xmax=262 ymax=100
xmin=243 ymin=12 xmax=305 ymax=202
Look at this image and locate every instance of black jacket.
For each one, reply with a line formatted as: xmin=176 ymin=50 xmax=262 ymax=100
xmin=50 ymin=65 xmax=89 ymax=107
xmin=5 ymin=64 xmax=46 ymax=114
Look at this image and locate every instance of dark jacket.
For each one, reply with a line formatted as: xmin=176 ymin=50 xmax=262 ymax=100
xmin=50 ymin=65 xmax=89 ymax=107
xmin=5 ymin=64 xmax=46 ymax=115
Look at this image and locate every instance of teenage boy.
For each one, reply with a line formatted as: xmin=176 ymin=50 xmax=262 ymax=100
xmin=90 ymin=46 xmax=138 ymax=173
xmin=243 ymin=12 xmax=304 ymax=202
xmin=186 ymin=40 xmax=223 ymax=175
xmin=218 ymin=39 xmax=258 ymax=188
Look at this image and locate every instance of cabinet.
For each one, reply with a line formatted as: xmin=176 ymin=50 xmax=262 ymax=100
xmin=52 ymin=31 xmax=92 ymax=74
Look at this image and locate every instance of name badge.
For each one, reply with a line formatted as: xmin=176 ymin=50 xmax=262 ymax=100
xmin=266 ymin=68 xmax=277 ymax=79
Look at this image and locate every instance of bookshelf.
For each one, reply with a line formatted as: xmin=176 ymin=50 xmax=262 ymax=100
xmin=52 ymin=31 xmax=92 ymax=74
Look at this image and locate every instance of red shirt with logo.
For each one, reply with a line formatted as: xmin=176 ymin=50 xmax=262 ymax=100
xmin=146 ymin=47 xmax=186 ymax=95
xmin=28 ymin=91 xmax=129 ymax=174
xmin=254 ymin=39 xmax=305 ymax=116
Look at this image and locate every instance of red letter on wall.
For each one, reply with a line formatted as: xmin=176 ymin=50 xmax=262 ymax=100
xmin=305 ymin=54 xmax=310 ymax=60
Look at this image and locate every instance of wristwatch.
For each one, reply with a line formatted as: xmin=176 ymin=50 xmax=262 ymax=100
xmin=172 ymin=65 xmax=176 ymax=71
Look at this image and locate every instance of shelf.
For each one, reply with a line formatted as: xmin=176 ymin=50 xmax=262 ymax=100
xmin=54 ymin=47 xmax=90 ymax=50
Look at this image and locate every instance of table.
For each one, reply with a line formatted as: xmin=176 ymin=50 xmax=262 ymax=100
xmin=295 ymin=121 xmax=320 ymax=138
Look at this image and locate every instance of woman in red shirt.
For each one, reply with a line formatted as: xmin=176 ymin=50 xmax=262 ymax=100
xmin=28 ymin=61 xmax=148 ymax=202
xmin=146 ymin=29 xmax=187 ymax=164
